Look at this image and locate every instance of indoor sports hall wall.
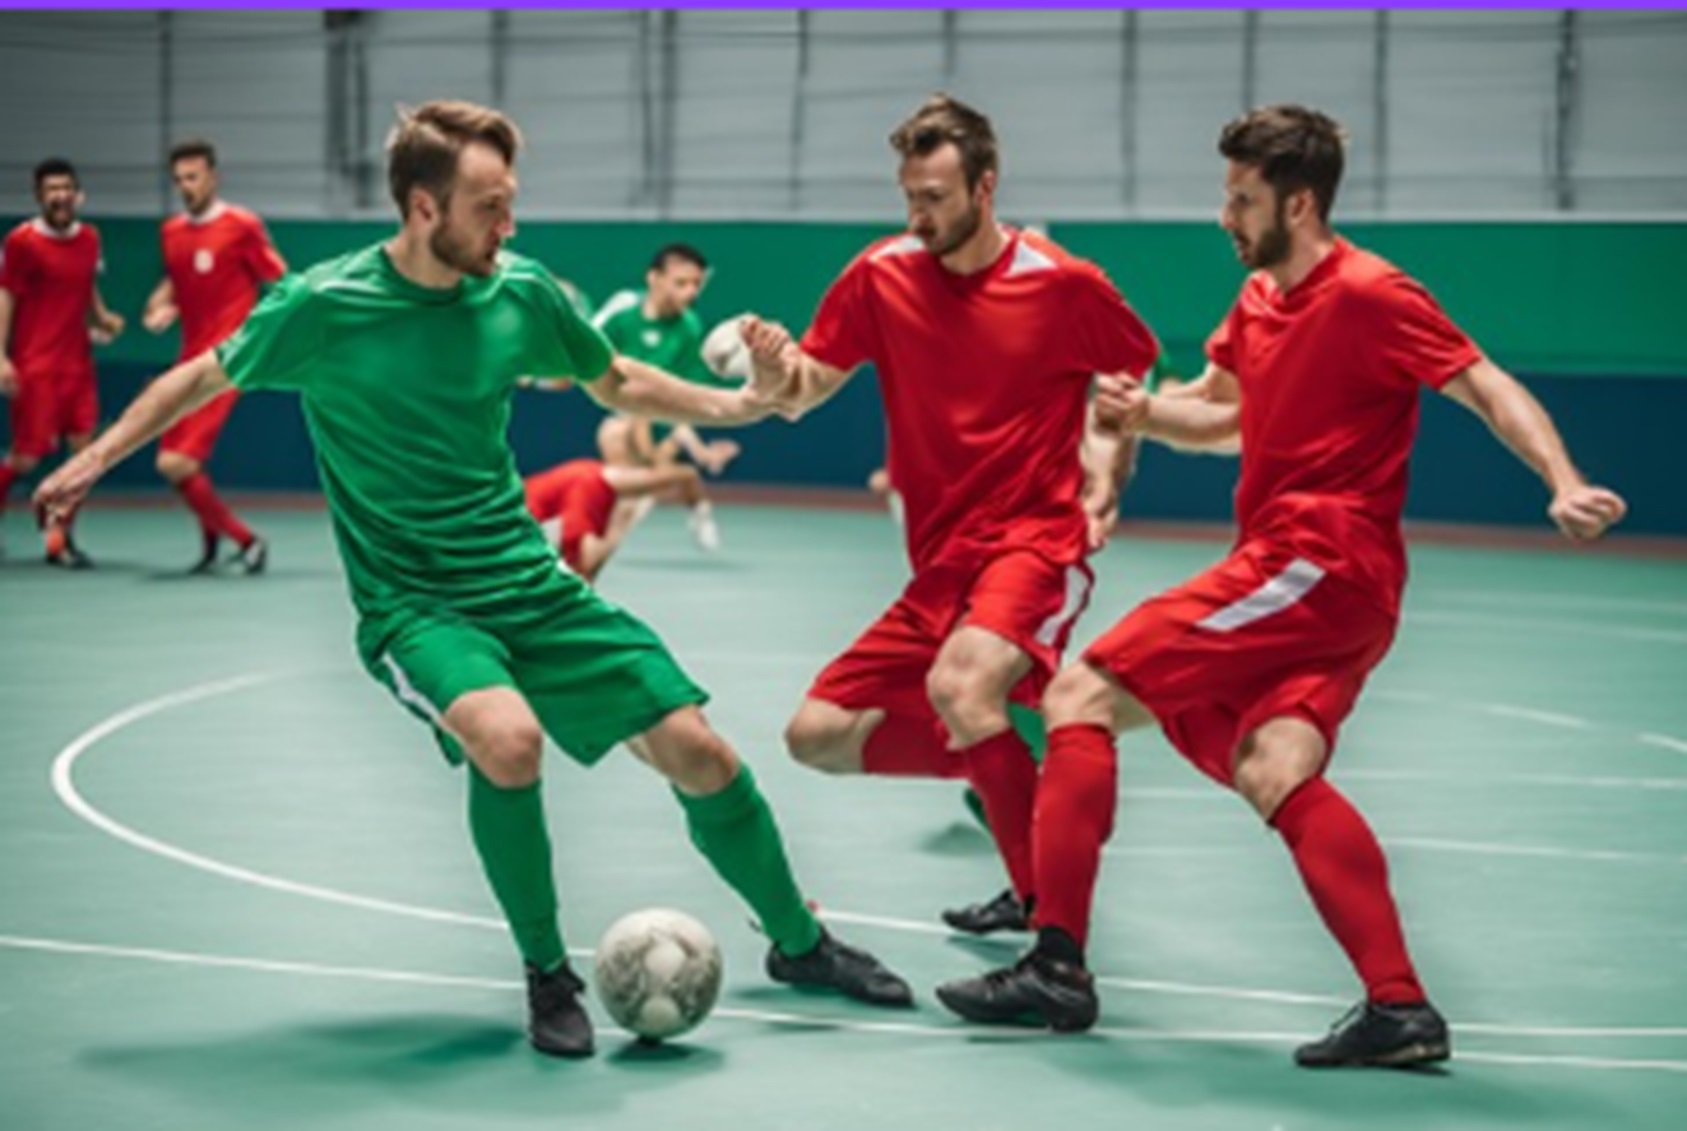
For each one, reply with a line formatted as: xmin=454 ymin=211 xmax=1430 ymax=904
xmin=5 ymin=217 xmax=1684 ymax=535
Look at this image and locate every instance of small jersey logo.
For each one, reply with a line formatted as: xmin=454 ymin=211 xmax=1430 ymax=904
xmin=194 ymin=249 xmax=215 ymax=275
xmin=641 ymin=329 xmax=661 ymax=349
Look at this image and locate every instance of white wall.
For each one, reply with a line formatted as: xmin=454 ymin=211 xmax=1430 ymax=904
xmin=2 ymin=9 xmax=1682 ymax=219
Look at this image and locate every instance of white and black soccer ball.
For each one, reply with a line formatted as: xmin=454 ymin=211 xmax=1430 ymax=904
xmin=701 ymin=315 xmax=753 ymax=381
xmin=593 ymin=908 xmax=723 ymax=1042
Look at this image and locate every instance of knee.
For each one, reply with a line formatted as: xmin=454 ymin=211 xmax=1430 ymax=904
xmin=925 ymin=662 xmax=1004 ymax=743
xmin=1232 ymin=724 xmax=1325 ymax=820
xmin=661 ymin=727 xmax=738 ymax=795
xmin=156 ymin=451 xmax=195 ymax=483
xmin=465 ymin=715 xmax=544 ymax=788
xmin=783 ymin=707 xmax=851 ymax=774
xmin=1042 ymin=662 xmax=1118 ymax=731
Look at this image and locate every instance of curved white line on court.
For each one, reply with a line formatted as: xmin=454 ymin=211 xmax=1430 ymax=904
xmin=1641 ymin=733 xmax=1687 ymax=756
xmin=49 ymin=674 xmax=507 ymax=935
xmin=3 ymin=934 xmax=1685 ymax=1072
xmin=1406 ymin=610 xmax=1687 ymax=648
xmin=48 ymin=674 xmax=1687 ymax=1062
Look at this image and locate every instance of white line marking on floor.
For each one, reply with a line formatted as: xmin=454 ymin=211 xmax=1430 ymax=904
xmin=1480 ymin=704 xmax=1593 ymax=730
xmin=3 ymin=934 xmax=1684 ymax=1071
xmin=47 ymin=675 xmax=1687 ymax=1074
xmin=1640 ymin=733 xmax=1687 ymax=756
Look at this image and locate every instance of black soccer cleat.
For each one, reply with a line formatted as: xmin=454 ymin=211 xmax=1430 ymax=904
xmin=234 ymin=535 xmax=268 ymax=576
xmin=189 ymin=531 xmax=222 ymax=575
xmin=766 ymin=929 xmax=914 ymax=1007
xmin=936 ymin=951 xmax=1099 ymax=1033
xmin=942 ymin=888 xmax=1030 ymax=935
xmin=1295 ymin=1000 xmax=1451 ymax=1069
xmin=526 ymin=961 xmax=595 ymax=1058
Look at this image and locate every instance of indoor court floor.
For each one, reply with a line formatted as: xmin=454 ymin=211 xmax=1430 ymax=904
xmin=3 ymin=502 xmax=1684 ymax=1130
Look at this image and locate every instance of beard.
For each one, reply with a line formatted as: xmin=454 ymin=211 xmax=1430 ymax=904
xmin=430 ymin=217 xmax=498 ymax=278
xmin=919 ymin=201 xmax=983 ymax=258
xmin=42 ymin=200 xmax=76 ymax=229
xmin=1234 ymin=199 xmax=1291 ymax=269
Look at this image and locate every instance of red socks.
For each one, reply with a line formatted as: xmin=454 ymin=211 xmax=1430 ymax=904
xmin=0 ymin=463 xmax=17 ymax=506
xmin=175 ymin=471 xmax=253 ymax=547
xmin=1271 ymin=777 xmax=1426 ymax=1005
xmin=958 ymin=728 xmax=1039 ymax=901
xmin=1030 ymin=724 xmax=1118 ymax=947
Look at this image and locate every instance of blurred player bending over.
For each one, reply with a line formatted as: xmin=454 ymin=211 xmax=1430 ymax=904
xmin=524 ymin=456 xmax=711 ymax=583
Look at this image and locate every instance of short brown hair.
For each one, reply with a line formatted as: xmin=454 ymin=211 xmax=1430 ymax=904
xmin=889 ymin=93 xmax=998 ymax=190
xmin=1218 ymin=104 xmax=1345 ymax=221
xmin=386 ymin=100 xmax=522 ymax=218
xmin=169 ymin=138 xmax=217 ymax=168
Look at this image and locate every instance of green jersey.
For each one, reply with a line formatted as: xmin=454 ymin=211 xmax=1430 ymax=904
xmin=593 ymin=288 xmax=733 ymax=389
xmin=217 ymin=243 xmax=613 ymax=628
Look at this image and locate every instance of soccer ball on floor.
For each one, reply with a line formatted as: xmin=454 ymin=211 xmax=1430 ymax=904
xmin=701 ymin=315 xmax=753 ymax=380
xmin=593 ymin=908 xmax=723 ymax=1043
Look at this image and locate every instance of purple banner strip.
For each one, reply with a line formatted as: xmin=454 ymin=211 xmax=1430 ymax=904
xmin=5 ymin=2 xmax=1687 ymax=13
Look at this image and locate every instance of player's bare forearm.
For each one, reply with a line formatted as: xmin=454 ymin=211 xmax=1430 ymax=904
xmin=1443 ymin=358 xmax=1626 ymax=540
xmin=1442 ymin=359 xmax=1580 ymax=493
xmin=1145 ymin=395 xmax=1240 ymax=448
xmin=96 ymin=352 xmax=231 ymax=468
xmin=34 ymin=351 xmax=230 ymax=518
xmin=590 ymin=355 xmax=776 ymax=427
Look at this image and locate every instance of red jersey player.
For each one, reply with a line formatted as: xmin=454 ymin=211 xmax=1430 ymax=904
xmin=0 ymin=158 xmax=125 ymax=567
xmin=937 ymin=105 xmax=1627 ymax=1069
xmin=523 ymin=457 xmax=716 ymax=584
xmin=740 ymin=96 xmax=1158 ymax=937
xmin=143 ymin=139 xmax=287 ymax=573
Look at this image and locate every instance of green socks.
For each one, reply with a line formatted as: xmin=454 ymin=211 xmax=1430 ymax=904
xmin=673 ymin=762 xmax=823 ymax=956
xmin=467 ymin=765 xmax=566 ymax=972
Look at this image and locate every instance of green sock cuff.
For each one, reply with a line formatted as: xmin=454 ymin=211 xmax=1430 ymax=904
xmin=673 ymin=760 xmax=759 ymax=824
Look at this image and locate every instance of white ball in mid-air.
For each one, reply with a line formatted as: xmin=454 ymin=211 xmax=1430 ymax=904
xmin=593 ymin=909 xmax=723 ymax=1043
xmin=701 ymin=315 xmax=753 ymax=381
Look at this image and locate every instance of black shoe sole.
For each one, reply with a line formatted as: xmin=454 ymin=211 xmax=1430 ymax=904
xmin=1298 ymin=1039 xmax=1451 ymax=1069
xmin=940 ymin=912 xmax=1029 ymax=936
xmin=934 ymin=985 xmax=1096 ymax=1033
xmin=530 ymin=1037 xmax=595 ymax=1059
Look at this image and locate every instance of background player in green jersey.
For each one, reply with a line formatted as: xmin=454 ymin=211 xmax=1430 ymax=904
xmin=593 ymin=243 xmax=741 ymax=551
xmin=36 ymin=100 xmax=911 ymax=1058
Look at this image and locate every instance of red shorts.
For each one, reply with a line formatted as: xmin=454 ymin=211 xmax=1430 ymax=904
xmin=159 ymin=387 xmax=239 ymax=463
xmin=1083 ymin=540 xmax=1397 ymax=788
xmin=524 ymin=460 xmax=616 ymax=574
xmin=809 ymin=549 xmax=1094 ymax=719
xmin=8 ymin=368 xmax=97 ymax=459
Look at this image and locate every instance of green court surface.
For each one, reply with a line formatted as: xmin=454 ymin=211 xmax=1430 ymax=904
xmin=3 ymin=503 xmax=1684 ymax=1130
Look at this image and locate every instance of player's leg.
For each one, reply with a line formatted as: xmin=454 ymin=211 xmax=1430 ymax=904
xmin=158 ymin=391 xmax=263 ymax=573
xmin=935 ymin=657 xmax=1155 ymax=1031
xmin=42 ymin=371 xmax=101 ymax=567
xmin=1236 ymin=712 xmax=1447 ymax=1068
xmin=606 ymin=456 xmax=720 ymax=551
xmin=934 ymin=553 xmax=1092 ymax=932
xmin=625 ymin=705 xmax=912 ymax=1006
xmin=925 ymin=624 xmax=1041 ymax=916
xmin=369 ymin=617 xmax=589 ymax=1056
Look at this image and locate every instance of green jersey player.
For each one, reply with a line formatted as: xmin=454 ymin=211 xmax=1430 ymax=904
xmin=593 ymin=244 xmax=741 ymax=550
xmin=37 ymin=100 xmax=911 ymax=1058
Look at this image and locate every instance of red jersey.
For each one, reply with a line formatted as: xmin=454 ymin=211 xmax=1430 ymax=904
xmin=162 ymin=203 xmax=287 ymax=359
xmin=801 ymin=228 xmax=1157 ymax=572
xmin=0 ymin=219 xmax=101 ymax=376
xmin=1206 ymin=238 xmax=1481 ymax=610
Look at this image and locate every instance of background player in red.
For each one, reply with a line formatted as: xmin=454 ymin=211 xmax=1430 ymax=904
xmin=740 ymin=94 xmax=1158 ymax=937
xmin=936 ymin=105 xmax=1628 ymax=1069
xmin=0 ymin=158 xmax=125 ymax=567
xmin=524 ymin=456 xmax=714 ymax=584
xmin=143 ymin=139 xmax=288 ymax=573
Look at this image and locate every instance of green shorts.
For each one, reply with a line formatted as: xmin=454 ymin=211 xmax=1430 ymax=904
xmin=360 ymin=572 xmax=708 ymax=766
